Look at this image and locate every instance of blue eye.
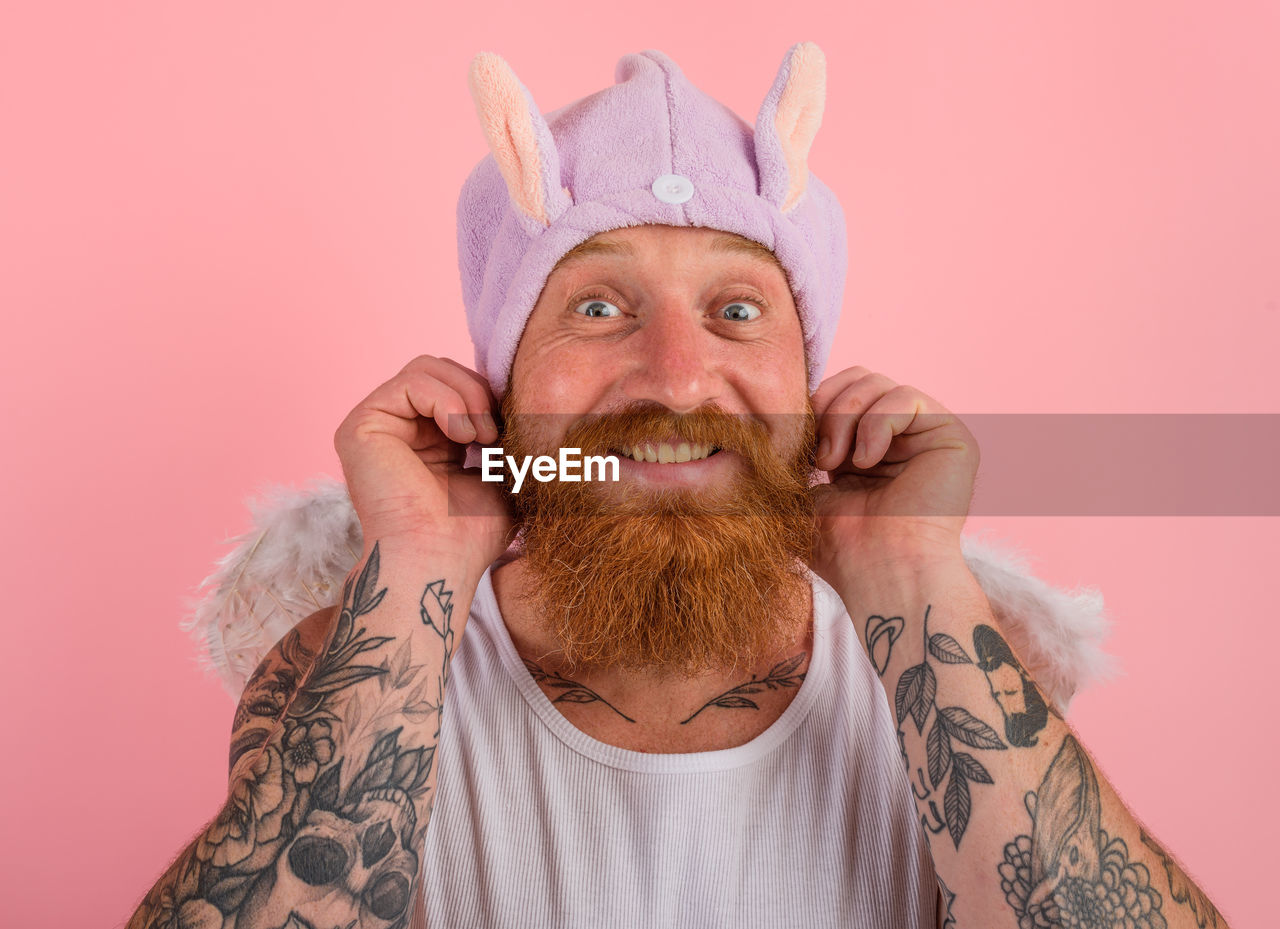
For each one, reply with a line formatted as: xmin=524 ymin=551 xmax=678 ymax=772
xmin=720 ymin=301 xmax=761 ymax=321
xmin=574 ymin=298 xmax=621 ymax=318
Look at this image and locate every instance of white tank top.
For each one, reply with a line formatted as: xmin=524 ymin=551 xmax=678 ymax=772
xmin=420 ymin=568 xmax=938 ymax=928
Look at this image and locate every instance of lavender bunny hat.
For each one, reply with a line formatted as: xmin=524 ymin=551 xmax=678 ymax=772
xmin=460 ymin=43 xmax=846 ymax=394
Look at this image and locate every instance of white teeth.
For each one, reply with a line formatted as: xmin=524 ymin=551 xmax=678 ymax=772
xmin=625 ymin=445 xmax=650 ymax=462
xmin=623 ymin=442 xmax=715 ymax=463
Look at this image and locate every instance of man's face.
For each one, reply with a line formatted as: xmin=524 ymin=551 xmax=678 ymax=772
xmin=508 ymin=224 xmax=811 ymax=490
xmin=500 ymin=225 xmax=817 ymax=675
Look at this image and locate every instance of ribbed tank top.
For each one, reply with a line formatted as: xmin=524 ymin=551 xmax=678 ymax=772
xmin=419 ymin=568 xmax=938 ymax=927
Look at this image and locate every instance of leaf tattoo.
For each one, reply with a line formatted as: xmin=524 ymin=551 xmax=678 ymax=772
xmin=680 ymin=653 xmax=807 ymax=725
xmin=951 ymin=752 xmax=994 ymax=784
xmin=926 ymin=717 xmax=952 ymax=787
xmin=895 ymin=661 xmax=937 ymax=734
xmin=928 ymin=632 xmax=973 ymax=665
xmin=288 ymin=546 xmax=392 ymax=719
xmin=943 ymin=770 xmax=972 ymax=849
xmin=892 ymin=604 xmax=1005 ymax=849
xmin=349 ymin=541 xmax=388 ymax=618
xmin=524 ymin=660 xmax=636 ymax=723
xmin=938 ymin=706 xmax=1005 ymax=750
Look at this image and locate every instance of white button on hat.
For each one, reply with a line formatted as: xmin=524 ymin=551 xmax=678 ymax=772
xmin=651 ymin=173 xmax=694 ymax=204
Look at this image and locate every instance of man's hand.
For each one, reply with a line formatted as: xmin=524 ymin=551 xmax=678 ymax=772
xmin=334 ymin=355 xmax=514 ymax=570
xmin=809 ymin=366 xmax=980 ymax=582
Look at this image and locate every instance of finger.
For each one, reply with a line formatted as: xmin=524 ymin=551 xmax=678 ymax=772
xmin=851 ymin=386 xmax=949 ymax=467
xmin=824 ymin=429 xmax=946 ymax=482
xmin=809 ymin=365 xmax=872 ymax=417
xmin=352 ymin=372 xmax=478 ymax=448
xmin=401 ymin=356 xmax=501 ymax=443
xmin=433 ymin=357 xmax=502 ymax=442
xmin=814 ymin=372 xmax=899 ymax=469
xmin=403 ymin=411 xmax=469 ymax=465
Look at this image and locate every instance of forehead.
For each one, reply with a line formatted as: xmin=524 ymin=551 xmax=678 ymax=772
xmin=551 ymin=226 xmax=787 ymax=278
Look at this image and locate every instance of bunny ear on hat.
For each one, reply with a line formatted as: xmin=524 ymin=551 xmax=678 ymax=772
xmin=467 ymin=52 xmax=572 ymax=232
xmin=458 ymin=43 xmax=848 ymax=393
xmin=755 ymin=42 xmax=827 ymax=213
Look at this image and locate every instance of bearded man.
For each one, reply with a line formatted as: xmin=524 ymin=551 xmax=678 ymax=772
xmin=130 ymin=45 xmax=1226 ymax=929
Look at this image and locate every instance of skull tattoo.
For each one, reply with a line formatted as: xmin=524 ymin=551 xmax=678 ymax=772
xmin=238 ymin=787 xmax=419 ymax=929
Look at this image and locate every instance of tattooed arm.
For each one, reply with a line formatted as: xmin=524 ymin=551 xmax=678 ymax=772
xmin=128 ymin=540 xmax=484 ymax=929
xmin=836 ymin=553 xmax=1228 ymax=929
xmin=129 ymin=355 xmax=513 ymax=929
xmin=808 ymin=367 xmax=1229 ymax=928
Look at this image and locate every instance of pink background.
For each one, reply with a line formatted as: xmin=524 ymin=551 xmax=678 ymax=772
xmin=2 ymin=2 xmax=1275 ymax=926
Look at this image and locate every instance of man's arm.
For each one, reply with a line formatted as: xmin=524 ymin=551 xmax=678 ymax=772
xmin=127 ymin=539 xmax=482 ymax=929
xmin=837 ymin=552 xmax=1228 ymax=929
xmin=127 ymin=609 xmax=334 ymax=925
xmin=809 ymin=367 xmax=1229 ymax=928
xmin=127 ymin=355 xmax=510 ymax=928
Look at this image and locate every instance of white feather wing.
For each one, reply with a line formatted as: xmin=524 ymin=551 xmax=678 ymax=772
xmin=184 ymin=481 xmax=1114 ymax=709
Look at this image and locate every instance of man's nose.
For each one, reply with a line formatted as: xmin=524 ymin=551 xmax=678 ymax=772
xmin=621 ymin=306 xmax=721 ymax=414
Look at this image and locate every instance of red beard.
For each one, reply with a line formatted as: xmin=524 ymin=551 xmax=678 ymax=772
xmin=500 ymin=396 xmax=817 ymax=676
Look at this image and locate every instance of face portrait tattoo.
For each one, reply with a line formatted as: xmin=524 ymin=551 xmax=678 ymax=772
xmin=973 ymin=624 xmax=1050 ymax=748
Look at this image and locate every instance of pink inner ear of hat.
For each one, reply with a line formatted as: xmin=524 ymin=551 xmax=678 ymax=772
xmin=775 ymin=43 xmax=826 ymax=213
xmin=468 ymin=52 xmax=550 ymax=226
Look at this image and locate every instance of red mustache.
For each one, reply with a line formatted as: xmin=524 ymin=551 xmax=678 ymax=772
xmin=549 ymin=402 xmax=794 ymax=465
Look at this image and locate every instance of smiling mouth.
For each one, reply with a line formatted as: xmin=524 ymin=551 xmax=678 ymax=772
xmin=614 ymin=442 xmax=723 ymax=463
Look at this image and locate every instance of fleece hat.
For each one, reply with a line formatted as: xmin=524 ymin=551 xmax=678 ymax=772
xmin=459 ymin=43 xmax=848 ymax=395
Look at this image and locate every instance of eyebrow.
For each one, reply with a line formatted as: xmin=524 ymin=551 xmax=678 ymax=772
xmin=552 ymin=236 xmax=635 ymax=270
xmin=707 ymin=233 xmax=785 ymax=272
xmin=551 ymin=232 xmax=784 ymax=274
